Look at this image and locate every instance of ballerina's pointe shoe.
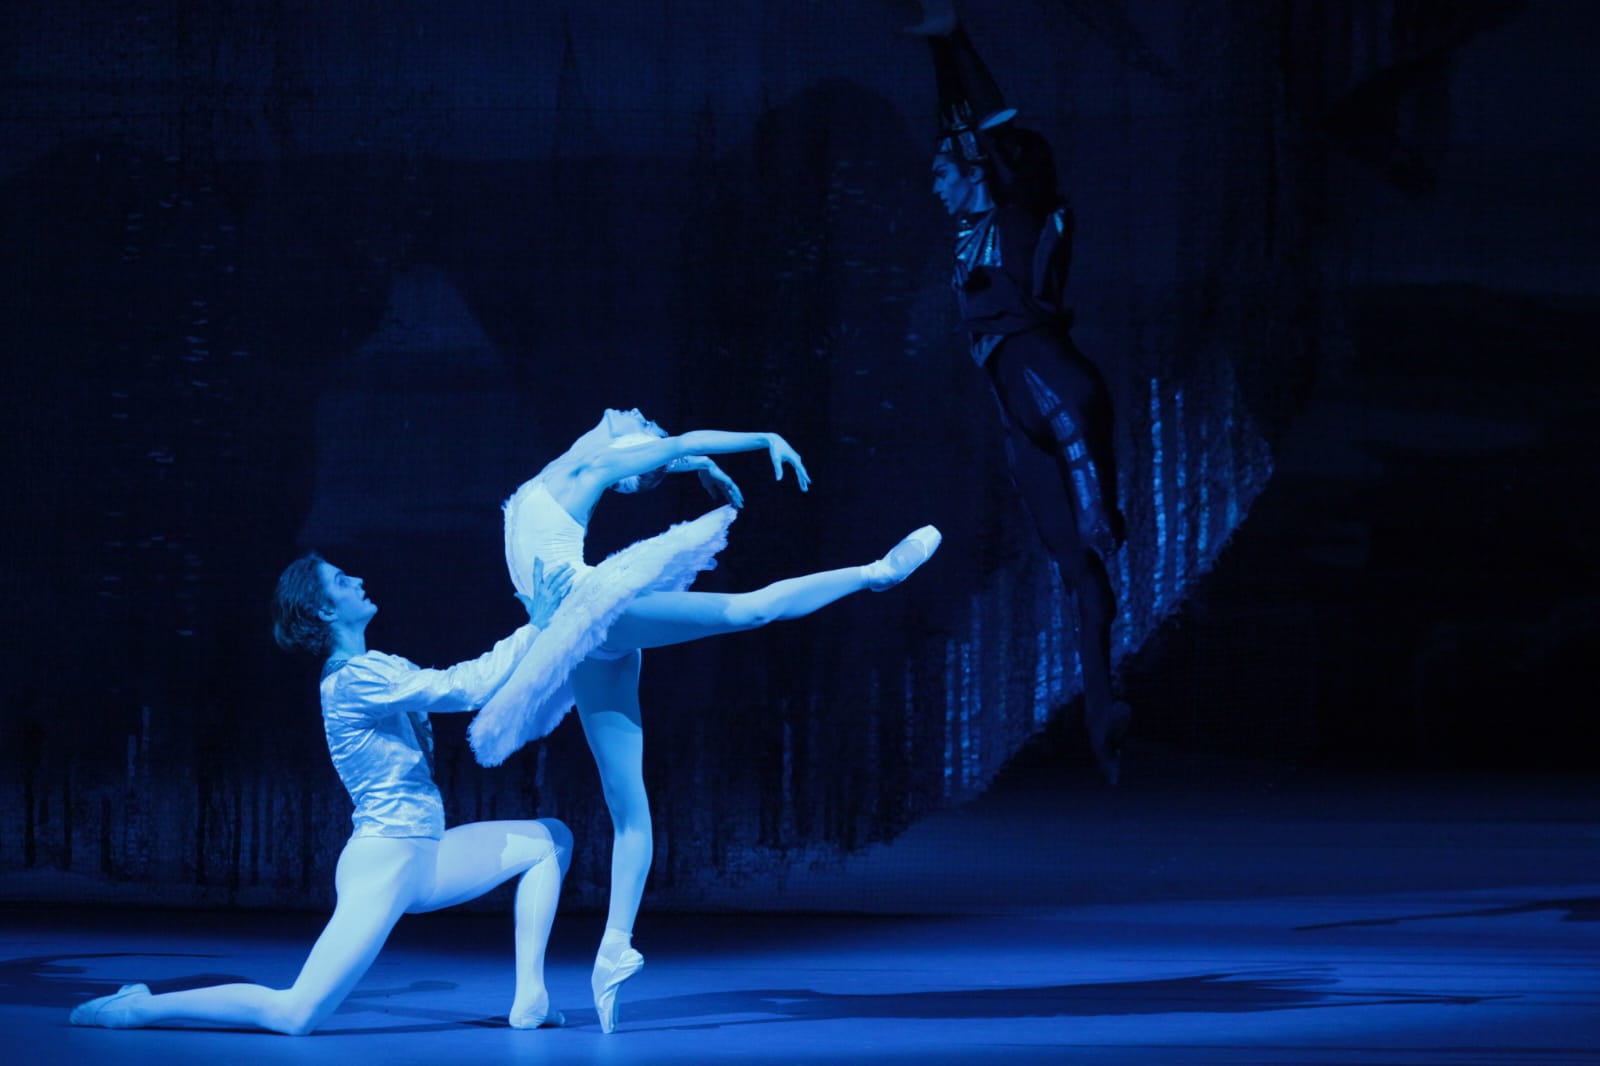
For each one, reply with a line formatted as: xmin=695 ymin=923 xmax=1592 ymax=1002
xmin=69 ymin=983 xmax=150 ymax=1028
xmin=1087 ymin=700 xmax=1133 ymax=785
xmin=865 ymin=525 xmax=943 ymax=590
xmin=592 ymin=947 xmax=645 ymax=1034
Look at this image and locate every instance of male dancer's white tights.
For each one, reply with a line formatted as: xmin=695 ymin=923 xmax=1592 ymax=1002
xmin=74 ymin=818 xmax=570 ymax=1034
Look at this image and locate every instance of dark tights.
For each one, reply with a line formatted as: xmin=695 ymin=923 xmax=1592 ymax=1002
xmin=986 ymin=328 xmax=1122 ymax=714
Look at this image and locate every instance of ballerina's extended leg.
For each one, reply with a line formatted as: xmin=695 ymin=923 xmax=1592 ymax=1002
xmin=598 ymin=525 xmax=944 ymax=654
xmin=566 ymin=527 xmax=940 ymax=1032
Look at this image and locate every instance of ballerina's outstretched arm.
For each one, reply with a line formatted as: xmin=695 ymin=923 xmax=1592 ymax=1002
xmin=567 ymin=429 xmax=810 ymax=505
xmin=664 ymin=454 xmax=746 ymax=509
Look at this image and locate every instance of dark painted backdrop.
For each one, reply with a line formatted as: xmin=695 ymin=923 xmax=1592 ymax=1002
xmin=2 ymin=0 xmax=1594 ymax=910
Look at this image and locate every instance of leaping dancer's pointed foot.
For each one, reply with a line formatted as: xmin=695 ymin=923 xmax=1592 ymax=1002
xmin=1087 ymin=700 xmax=1133 ymax=785
xmin=865 ymin=525 xmax=942 ymax=590
xmin=69 ymin=983 xmax=150 ymax=1028
xmin=592 ymin=947 xmax=645 ymax=1034
xmin=898 ymin=0 xmax=957 ymax=37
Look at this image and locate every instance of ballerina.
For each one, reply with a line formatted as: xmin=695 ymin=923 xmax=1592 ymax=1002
xmin=468 ymin=407 xmax=941 ymax=1032
xmin=69 ymin=556 xmax=575 ymax=1035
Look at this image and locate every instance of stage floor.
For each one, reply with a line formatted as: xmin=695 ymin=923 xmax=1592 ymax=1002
xmin=7 ymin=753 xmax=1599 ymax=1064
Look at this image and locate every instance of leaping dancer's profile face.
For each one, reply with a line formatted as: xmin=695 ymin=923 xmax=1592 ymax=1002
xmin=317 ymin=562 xmax=378 ymax=626
xmin=931 ymin=156 xmax=983 ymax=217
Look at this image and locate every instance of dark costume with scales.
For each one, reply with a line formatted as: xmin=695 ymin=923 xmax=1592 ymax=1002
xmin=951 ymin=200 xmax=1123 ymax=565
xmin=928 ymin=22 xmax=1131 ymax=779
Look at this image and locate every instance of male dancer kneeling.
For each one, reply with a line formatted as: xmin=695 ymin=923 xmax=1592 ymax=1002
xmin=69 ymin=556 xmax=575 ymax=1034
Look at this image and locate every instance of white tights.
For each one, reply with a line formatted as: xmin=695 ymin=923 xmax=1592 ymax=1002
xmin=576 ymin=565 xmax=874 ymax=936
xmin=99 ymin=818 xmax=570 ymax=1035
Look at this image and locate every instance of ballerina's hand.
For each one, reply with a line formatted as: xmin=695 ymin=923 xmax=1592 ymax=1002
xmin=698 ymin=461 xmax=745 ymax=509
xmin=765 ymin=434 xmax=811 ymax=492
xmin=518 ymin=559 xmax=576 ymax=628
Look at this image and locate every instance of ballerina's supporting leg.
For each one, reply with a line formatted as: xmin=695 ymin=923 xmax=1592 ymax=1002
xmin=572 ymin=653 xmax=651 ymax=1034
xmin=567 ymin=526 xmax=940 ymax=1032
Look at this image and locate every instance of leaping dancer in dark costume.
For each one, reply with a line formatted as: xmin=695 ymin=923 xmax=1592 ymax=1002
xmin=906 ymin=0 xmax=1132 ymax=782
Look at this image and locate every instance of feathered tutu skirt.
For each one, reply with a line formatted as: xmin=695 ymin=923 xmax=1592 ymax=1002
xmin=469 ymin=498 xmax=736 ymax=767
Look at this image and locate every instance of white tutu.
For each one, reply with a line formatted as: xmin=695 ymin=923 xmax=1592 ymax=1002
xmin=469 ymin=498 xmax=736 ymax=767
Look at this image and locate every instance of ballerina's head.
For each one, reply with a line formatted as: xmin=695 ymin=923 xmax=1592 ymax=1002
xmin=601 ymin=408 xmax=669 ymax=495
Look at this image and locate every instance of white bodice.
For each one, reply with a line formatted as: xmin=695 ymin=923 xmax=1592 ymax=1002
xmin=504 ymin=480 xmax=593 ymax=597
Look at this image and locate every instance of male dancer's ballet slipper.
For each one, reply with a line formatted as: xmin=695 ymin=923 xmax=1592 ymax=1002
xmin=69 ymin=983 xmax=150 ymax=1028
xmin=509 ymin=1001 xmax=565 ymax=1030
xmin=1087 ymin=700 xmax=1132 ymax=785
xmin=865 ymin=525 xmax=943 ymax=590
xmin=591 ymin=947 xmax=645 ymax=1034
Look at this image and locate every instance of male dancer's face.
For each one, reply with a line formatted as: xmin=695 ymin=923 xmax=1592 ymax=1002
xmin=932 ymin=155 xmax=984 ymax=217
xmin=317 ymin=562 xmax=378 ymax=627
